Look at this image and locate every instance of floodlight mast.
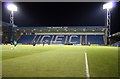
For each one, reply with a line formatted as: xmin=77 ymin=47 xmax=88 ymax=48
xmin=103 ymin=2 xmax=113 ymax=44
xmin=103 ymin=2 xmax=113 ymax=36
xmin=7 ymin=3 xmax=17 ymax=41
xmin=10 ymin=11 xmax=14 ymax=24
xmin=106 ymin=8 xmax=111 ymax=38
xmin=7 ymin=3 xmax=17 ymax=25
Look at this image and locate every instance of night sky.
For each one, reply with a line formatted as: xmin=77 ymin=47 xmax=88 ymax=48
xmin=2 ymin=2 xmax=119 ymax=34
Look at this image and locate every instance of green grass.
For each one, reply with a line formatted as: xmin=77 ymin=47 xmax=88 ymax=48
xmin=86 ymin=46 xmax=118 ymax=77
xmin=0 ymin=45 xmax=2 ymax=77
xmin=1 ymin=45 xmax=118 ymax=77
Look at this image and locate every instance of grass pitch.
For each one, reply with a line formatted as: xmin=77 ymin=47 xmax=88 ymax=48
xmin=1 ymin=45 xmax=118 ymax=77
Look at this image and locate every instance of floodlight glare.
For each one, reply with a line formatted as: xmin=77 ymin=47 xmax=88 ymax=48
xmin=103 ymin=2 xmax=113 ymax=9
xmin=7 ymin=4 xmax=17 ymax=11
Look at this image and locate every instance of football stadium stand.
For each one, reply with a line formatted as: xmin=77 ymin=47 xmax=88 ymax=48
xmin=11 ymin=26 xmax=108 ymax=45
xmin=2 ymin=21 xmax=109 ymax=45
xmin=111 ymin=41 xmax=120 ymax=46
xmin=17 ymin=34 xmax=105 ymax=45
xmin=110 ymin=32 xmax=120 ymax=46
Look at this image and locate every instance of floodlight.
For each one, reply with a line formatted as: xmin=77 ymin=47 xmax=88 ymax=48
xmin=103 ymin=2 xmax=113 ymax=9
xmin=7 ymin=4 xmax=17 ymax=11
xmin=103 ymin=2 xmax=115 ymax=44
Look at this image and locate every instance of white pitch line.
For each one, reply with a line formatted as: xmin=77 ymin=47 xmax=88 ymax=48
xmin=85 ymin=52 xmax=90 ymax=79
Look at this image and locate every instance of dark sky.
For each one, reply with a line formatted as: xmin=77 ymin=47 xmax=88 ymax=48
xmin=2 ymin=2 xmax=119 ymax=34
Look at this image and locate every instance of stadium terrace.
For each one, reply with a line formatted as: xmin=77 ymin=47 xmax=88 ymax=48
xmin=10 ymin=26 xmax=107 ymax=45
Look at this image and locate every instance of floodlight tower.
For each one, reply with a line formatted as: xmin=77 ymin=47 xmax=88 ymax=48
xmin=103 ymin=2 xmax=113 ymax=37
xmin=7 ymin=3 xmax=17 ymax=25
xmin=7 ymin=3 xmax=17 ymax=42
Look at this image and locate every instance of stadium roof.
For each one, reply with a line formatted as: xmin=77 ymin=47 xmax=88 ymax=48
xmin=15 ymin=26 xmax=107 ymax=28
xmin=2 ymin=21 xmax=17 ymax=27
xmin=13 ymin=26 xmax=107 ymax=33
